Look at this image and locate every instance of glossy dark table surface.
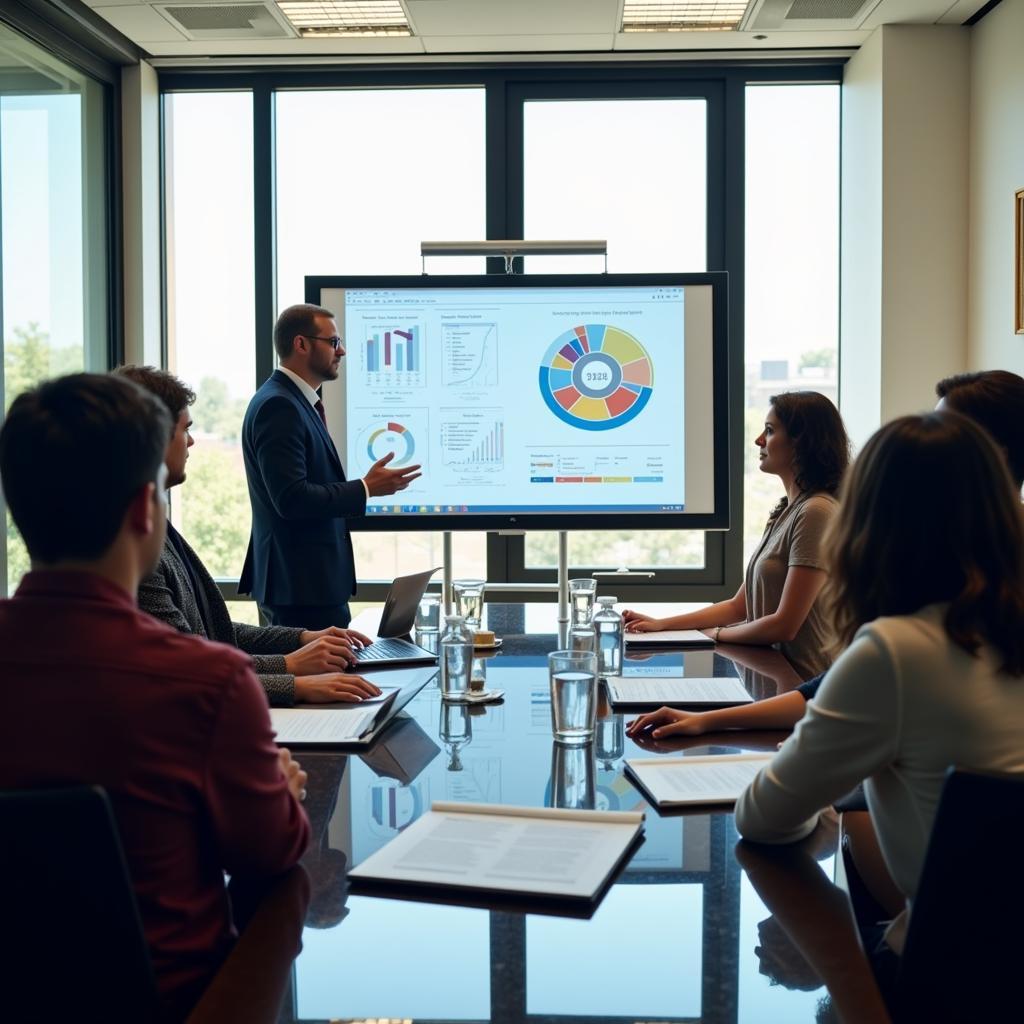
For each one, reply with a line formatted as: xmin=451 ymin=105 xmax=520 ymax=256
xmin=278 ymin=605 xmax=871 ymax=1024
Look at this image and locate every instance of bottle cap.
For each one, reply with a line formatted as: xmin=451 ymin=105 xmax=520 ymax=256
xmin=598 ymin=596 xmax=617 ymax=605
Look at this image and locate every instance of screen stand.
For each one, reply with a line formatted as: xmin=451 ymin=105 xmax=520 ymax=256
xmin=557 ymin=531 xmax=569 ymax=626
xmin=443 ymin=532 xmax=453 ymax=615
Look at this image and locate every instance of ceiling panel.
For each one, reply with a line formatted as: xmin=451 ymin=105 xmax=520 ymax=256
xmin=93 ymin=4 xmax=188 ymax=41
xmin=406 ymin=0 xmax=621 ymax=36
xmin=422 ymin=33 xmax=617 ymax=53
xmin=614 ymin=28 xmax=871 ymax=49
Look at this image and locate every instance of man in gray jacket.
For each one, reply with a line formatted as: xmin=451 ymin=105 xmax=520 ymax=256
xmin=116 ymin=365 xmax=380 ymax=707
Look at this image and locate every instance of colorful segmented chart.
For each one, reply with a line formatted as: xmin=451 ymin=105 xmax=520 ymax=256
xmin=365 ymin=421 xmax=416 ymax=465
xmin=538 ymin=324 xmax=654 ymax=431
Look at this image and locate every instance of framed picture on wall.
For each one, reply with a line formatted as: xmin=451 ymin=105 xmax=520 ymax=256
xmin=1016 ymin=188 xmax=1024 ymax=334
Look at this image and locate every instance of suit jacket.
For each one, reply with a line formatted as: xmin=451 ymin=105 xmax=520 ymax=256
xmin=239 ymin=370 xmax=365 ymax=607
xmin=139 ymin=523 xmax=304 ymax=705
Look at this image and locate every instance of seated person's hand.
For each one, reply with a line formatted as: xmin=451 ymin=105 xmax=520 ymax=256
xmin=300 ymin=625 xmax=372 ymax=650
xmin=286 ymin=635 xmax=357 ymax=675
xmin=294 ymin=673 xmax=382 ymax=704
xmin=626 ymin=706 xmax=709 ymax=739
xmin=621 ymin=610 xmax=664 ymax=633
xmin=278 ymin=747 xmax=308 ymax=802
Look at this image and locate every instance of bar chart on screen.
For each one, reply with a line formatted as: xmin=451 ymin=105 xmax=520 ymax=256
xmin=441 ymin=407 xmax=505 ymax=472
xmin=363 ymin=325 xmax=426 ymax=388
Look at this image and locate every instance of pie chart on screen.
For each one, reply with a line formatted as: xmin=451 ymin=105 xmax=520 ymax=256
xmin=364 ymin=421 xmax=416 ymax=465
xmin=538 ymin=324 xmax=654 ymax=431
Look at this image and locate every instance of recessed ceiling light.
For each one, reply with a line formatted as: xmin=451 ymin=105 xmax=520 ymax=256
xmin=622 ymin=1 xmax=750 ymax=33
xmin=276 ymin=0 xmax=412 ymax=37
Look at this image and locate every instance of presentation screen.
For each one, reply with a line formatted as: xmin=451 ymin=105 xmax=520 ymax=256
xmin=311 ymin=273 xmax=729 ymax=531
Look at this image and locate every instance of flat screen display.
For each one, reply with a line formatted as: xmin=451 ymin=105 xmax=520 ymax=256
xmin=311 ymin=273 xmax=730 ymax=531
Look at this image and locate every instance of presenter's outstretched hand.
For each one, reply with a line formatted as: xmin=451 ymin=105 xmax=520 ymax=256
xmin=278 ymin=747 xmax=308 ymax=802
xmin=621 ymin=610 xmax=666 ymax=633
xmin=285 ymin=635 xmax=358 ymax=675
xmin=626 ymin=707 xmax=708 ymax=739
xmin=294 ymin=673 xmax=382 ymax=704
xmin=300 ymin=625 xmax=373 ymax=650
xmin=363 ymin=451 xmax=422 ymax=497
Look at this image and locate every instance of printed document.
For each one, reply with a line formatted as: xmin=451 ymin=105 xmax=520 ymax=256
xmin=349 ymin=802 xmax=644 ymax=901
xmin=626 ymin=753 xmax=774 ymax=807
xmin=608 ymin=676 xmax=752 ymax=707
xmin=625 ymin=629 xmax=714 ymax=648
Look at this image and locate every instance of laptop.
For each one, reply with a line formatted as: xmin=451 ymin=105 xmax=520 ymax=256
xmin=352 ymin=567 xmax=442 ymax=668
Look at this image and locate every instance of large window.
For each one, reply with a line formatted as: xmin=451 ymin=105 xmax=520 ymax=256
xmin=164 ymin=91 xmax=256 ymax=587
xmin=0 ymin=24 xmax=110 ymax=595
xmin=521 ymin=95 xmax=708 ymax=574
xmin=159 ymin=67 xmax=841 ymax=600
xmin=744 ymin=85 xmax=840 ymax=560
xmin=275 ymin=87 xmax=489 ymax=584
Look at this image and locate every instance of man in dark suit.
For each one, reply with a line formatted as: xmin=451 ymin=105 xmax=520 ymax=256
xmin=240 ymin=303 xmax=420 ymax=628
xmin=116 ymin=365 xmax=380 ymax=706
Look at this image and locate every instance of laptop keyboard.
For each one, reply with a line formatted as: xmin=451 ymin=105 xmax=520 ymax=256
xmin=354 ymin=637 xmax=427 ymax=662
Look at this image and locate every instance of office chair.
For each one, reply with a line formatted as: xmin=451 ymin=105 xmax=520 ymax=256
xmin=896 ymin=767 xmax=1024 ymax=1023
xmin=0 ymin=785 xmax=309 ymax=1024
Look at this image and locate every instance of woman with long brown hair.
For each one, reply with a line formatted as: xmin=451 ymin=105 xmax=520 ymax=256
xmin=624 ymin=390 xmax=850 ymax=680
xmin=736 ymin=410 xmax=1024 ymax=950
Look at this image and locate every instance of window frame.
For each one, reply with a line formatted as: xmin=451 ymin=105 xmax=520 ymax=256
xmin=158 ymin=61 xmax=843 ymax=604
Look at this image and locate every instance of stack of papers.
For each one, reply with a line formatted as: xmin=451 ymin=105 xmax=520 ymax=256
xmin=349 ymin=802 xmax=645 ymax=909
xmin=624 ymin=629 xmax=715 ymax=649
xmin=625 ymin=753 xmax=774 ymax=808
xmin=269 ymin=665 xmax=437 ymax=746
xmin=607 ymin=675 xmax=753 ymax=708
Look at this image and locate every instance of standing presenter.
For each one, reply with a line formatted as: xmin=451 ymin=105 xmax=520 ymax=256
xmin=240 ymin=303 xmax=421 ymax=628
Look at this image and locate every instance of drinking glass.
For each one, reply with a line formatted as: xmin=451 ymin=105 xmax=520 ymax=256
xmin=548 ymin=650 xmax=598 ymax=744
xmin=415 ymin=594 xmax=441 ymax=634
xmin=569 ymin=577 xmax=598 ymax=626
xmin=453 ymin=579 xmax=486 ymax=628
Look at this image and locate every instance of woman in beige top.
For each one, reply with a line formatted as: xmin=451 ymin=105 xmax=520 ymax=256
xmin=624 ymin=391 xmax=850 ymax=679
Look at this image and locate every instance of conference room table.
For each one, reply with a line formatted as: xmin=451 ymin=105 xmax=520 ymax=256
xmin=276 ymin=603 xmax=885 ymax=1024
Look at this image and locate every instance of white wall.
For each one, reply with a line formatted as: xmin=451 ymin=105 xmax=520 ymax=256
xmin=840 ymin=25 xmax=970 ymax=447
xmin=968 ymin=0 xmax=1024 ymax=374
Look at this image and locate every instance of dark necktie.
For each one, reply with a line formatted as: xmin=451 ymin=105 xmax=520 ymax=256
xmin=314 ymin=399 xmax=328 ymax=428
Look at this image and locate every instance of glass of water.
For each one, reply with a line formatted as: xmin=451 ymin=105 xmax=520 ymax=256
xmin=453 ymin=579 xmax=485 ymax=628
xmin=548 ymin=649 xmax=598 ymax=744
xmin=569 ymin=577 xmax=597 ymax=626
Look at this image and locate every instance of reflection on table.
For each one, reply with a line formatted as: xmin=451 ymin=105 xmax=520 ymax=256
xmin=280 ymin=604 xmax=859 ymax=1024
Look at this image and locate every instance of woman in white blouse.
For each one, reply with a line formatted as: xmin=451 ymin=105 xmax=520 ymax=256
xmin=735 ymin=410 xmax=1024 ymax=954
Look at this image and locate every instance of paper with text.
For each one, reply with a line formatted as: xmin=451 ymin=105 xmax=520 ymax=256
xmin=270 ymin=706 xmax=381 ymax=744
xmin=626 ymin=753 xmax=774 ymax=807
xmin=608 ymin=676 xmax=752 ymax=707
xmin=349 ymin=805 xmax=643 ymax=900
xmin=625 ymin=629 xmax=714 ymax=648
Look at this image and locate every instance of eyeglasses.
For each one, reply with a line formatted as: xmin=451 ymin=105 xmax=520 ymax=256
xmin=305 ymin=334 xmax=344 ymax=351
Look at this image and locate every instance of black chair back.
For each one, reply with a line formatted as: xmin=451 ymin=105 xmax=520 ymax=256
xmin=898 ymin=767 xmax=1024 ymax=1023
xmin=0 ymin=785 xmax=161 ymax=1023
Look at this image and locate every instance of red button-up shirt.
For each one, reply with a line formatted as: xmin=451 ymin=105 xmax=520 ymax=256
xmin=0 ymin=570 xmax=310 ymax=1003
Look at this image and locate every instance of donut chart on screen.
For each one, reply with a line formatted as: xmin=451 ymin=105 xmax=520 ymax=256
xmin=365 ymin=421 xmax=416 ymax=465
xmin=538 ymin=324 xmax=654 ymax=431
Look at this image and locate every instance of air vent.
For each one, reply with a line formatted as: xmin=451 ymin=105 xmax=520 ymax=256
xmin=156 ymin=3 xmax=296 ymax=39
xmin=744 ymin=0 xmax=873 ymax=31
xmin=786 ymin=0 xmax=867 ymax=18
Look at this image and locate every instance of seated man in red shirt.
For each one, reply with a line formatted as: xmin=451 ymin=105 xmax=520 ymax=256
xmin=0 ymin=373 xmax=311 ymax=1019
